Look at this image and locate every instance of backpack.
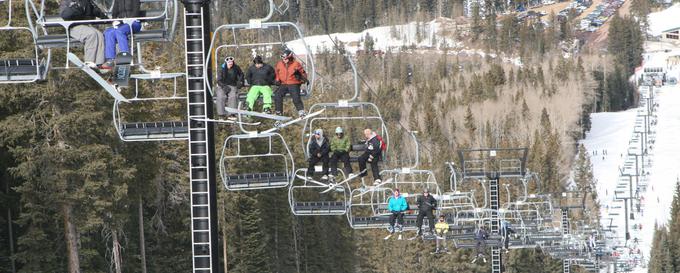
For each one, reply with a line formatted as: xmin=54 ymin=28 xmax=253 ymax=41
xmin=375 ymin=134 xmax=387 ymax=152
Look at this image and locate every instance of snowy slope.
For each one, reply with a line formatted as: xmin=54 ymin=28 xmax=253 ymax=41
xmin=582 ymin=61 xmax=680 ymax=271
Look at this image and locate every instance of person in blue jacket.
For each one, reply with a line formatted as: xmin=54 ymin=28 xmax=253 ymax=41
xmin=388 ymin=188 xmax=408 ymax=234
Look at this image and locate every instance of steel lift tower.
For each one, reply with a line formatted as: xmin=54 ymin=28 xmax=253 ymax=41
xmin=182 ymin=0 xmax=219 ymax=272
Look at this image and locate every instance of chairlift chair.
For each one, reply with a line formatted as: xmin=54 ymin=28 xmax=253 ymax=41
xmin=0 ymin=0 xmax=48 ymax=83
xmin=25 ymin=0 xmax=179 ymax=68
xmin=288 ymin=168 xmax=349 ymax=216
xmin=219 ymin=131 xmax=294 ymax=190
xmin=112 ymin=72 xmax=188 ymax=141
xmin=205 ymin=0 xmax=315 ymax=102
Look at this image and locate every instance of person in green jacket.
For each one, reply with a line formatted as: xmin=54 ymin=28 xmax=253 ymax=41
xmin=329 ymin=126 xmax=353 ymax=180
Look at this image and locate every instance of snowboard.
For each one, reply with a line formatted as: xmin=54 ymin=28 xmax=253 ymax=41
xmin=112 ymin=52 xmax=133 ymax=88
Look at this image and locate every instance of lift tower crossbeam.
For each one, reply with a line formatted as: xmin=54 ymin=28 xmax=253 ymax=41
xmin=182 ymin=0 xmax=219 ymax=272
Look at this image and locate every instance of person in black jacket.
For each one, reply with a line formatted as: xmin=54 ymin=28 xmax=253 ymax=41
xmin=307 ymin=129 xmax=330 ymax=180
xmin=215 ymin=56 xmax=244 ymax=118
xmin=416 ymin=188 xmax=437 ymax=236
xmin=59 ymin=0 xmax=107 ymax=69
xmin=244 ymin=56 xmax=276 ymax=113
xmin=358 ymin=128 xmax=382 ymax=185
xmin=101 ymin=0 xmax=141 ymax=68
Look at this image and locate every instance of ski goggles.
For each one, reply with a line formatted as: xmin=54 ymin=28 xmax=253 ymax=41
xmin=225 ymin=56 xmax=235 ymax=62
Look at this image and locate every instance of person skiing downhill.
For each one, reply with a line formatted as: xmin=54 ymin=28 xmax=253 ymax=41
xmin=416 ymin=188 xmax=437 ymax=236
xmin=471 ymin=225 xmax=489 ymax=263
xmin=387 ymin=188 xmax=408 ymax=239
xmin=434 ymin=215 xmax=450 ymax=254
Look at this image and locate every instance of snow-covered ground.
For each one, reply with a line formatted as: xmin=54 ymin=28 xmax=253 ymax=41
xmin=647 ymin=3 xmax=680 ymax=37
xmin=285 ymin=18 xmax=524 ymax=66
xmin=581 ymin=48 xmax=680 ymax=271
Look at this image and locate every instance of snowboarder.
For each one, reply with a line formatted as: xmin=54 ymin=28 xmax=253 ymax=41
xmin=471 ymin=225 xmax=489 ymax=263
xmin=387 ymin=189 xmax=408 ymax=239
xmin=307 ymin=129 xmax=330 ymax=180
xmin=274 ymin=49 xmax=308 ymax=117
xmin=329 ymin=126 xmax=352 ymax=181
xmin=358 ymin=128 xmax=383 ymax=185
xmin=244 ymin=56 xmax=276 ymax=113
xmin=102 ymin=0 xmax=142 ymax=69
xmin=416 ymin=188 xmax=437 ymax=236
xmin=59 ymin=0 xmax=107 ymax=69
xmin=501 ymin=220 xmax=516 ymax=252
xmin=434 ymin=215 xmax=450 ymax=254
xmin=214 ymin=56 xmax=244 ymax=119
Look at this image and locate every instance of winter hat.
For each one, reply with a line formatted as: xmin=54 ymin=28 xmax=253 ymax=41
xmin=281 ymin=49 xmax=293 ymax=59
xmin=423 ymin=188 xmax=430 ymax=193
xmin=335 ymin=127 xmax=344 ymax=134
xmin=314 ymin=129 xmax=323 ymax=136
xmin=253 ymin=55 xmax=264 ymax=64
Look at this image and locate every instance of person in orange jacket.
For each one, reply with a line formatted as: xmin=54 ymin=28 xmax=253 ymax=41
xmin=274 ymin=49 xmax=308 ymax=117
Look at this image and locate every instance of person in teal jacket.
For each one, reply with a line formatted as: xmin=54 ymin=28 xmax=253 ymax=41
xmin=388 ymin=189 xmax=408 ymax=234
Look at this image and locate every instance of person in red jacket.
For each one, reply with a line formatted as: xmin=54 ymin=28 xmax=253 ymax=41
xmin=274 ymin=49 xmax=308 ymax=117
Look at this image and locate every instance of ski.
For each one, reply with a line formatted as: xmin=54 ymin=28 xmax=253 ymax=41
xmin=384 ymin=234 xmax=393 ymax=240
xmin=263 ymin=109 xmax=325 ymax=133
xmin=224 ymin=106 xmax=291 ymax=121
xmin=67 ymin=53 xmax=128 ymax=102
xmin=112 ymin=52 xmax=133 ymax=88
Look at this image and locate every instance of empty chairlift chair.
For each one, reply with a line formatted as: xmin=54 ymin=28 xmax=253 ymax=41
xmin=112 ymin=72 xmax=188 ymax=141
xmin=288 ymin=169 xmax=348 ymax=216
xmin=0 ymin=0 xmax=48 ymax=83
xmin=220 ymin=132 xmax=294 ymax=190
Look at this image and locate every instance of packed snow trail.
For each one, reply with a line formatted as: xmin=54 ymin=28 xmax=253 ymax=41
xmin=582 ymin=83 xmax=680 ymax=272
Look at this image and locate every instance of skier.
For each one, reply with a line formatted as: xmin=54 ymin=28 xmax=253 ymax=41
xmin=416 ymin=188 xmax=437 ymax=236
xmin=387 ymin=189 xmax=408 ymax=239
xmin=434 ymin=215 xmax=450 ymax=254
xmin=274 ymin=49 xmax=308 ymax=117
xmin=500 ymin=220 xmax=516 ymax=253
xmin=358 ymin=128 xmax=383 ymax=185
xmin=59 ymin=0 xmax=107 ymax=69
xmin=101 ymin=0 xmax=142 ymax=69
xmin=588 ymin=234 xmax=596 ymax=252
xmin=307 ymin=129 xmax=330 ymax=180
xmin=214 ymin=56 xmax=244 ymax=119
xmin=329 ymin=127 xmax=352 ymax=181
xmin=244 ymin=56 xmax=276 ymax=113
xmin=471 ymin=225 xmax=489 ymax=263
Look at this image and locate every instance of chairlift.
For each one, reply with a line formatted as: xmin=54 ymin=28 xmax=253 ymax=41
xmin=25 ymin=0 xmax=179 ymax=68
xmin=302 ymin=56 xmax=389 ymax=162
xmin=288 ymin=168 xmax=349 ymax=216
xmin=112 ymin=72 xmax=189 ymax=141
xmin=0 ymin=0 xmax=48 ymax=83
xmin=205 ymin=0 xmax=315 ymax=100
xmin=219 ymin=126 xmax=294 ymax=190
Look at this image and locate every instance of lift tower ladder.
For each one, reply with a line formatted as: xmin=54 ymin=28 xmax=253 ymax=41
xmin=182 ymin=2 xmax=219 ymax=272
xmin=490 ymin=176 xmax=502 ymax=273
xmin=562 ymin=208 xmax=570 ymax=273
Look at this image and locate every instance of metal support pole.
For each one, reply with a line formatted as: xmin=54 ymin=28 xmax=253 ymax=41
xmin=182 ymin=0 xmax=219 ymax=272
xmin=628 ymin=176 xmax=634 ymax=220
